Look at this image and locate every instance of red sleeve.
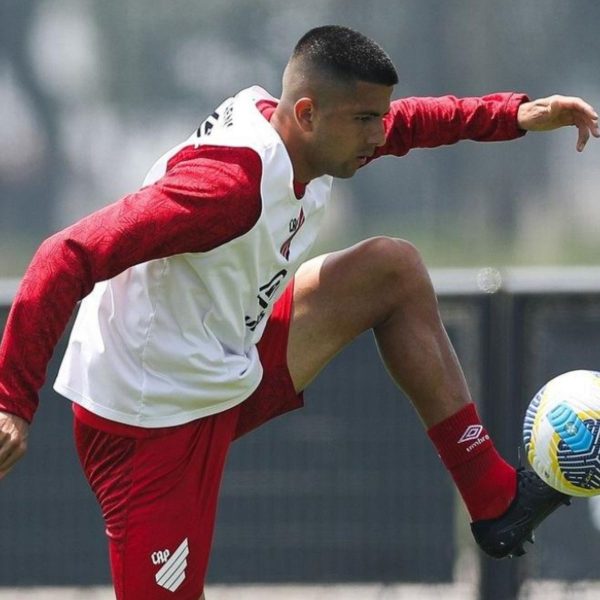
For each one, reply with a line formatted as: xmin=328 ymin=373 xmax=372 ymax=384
xmin=0 ymin=145 xmax=263 ymax=422
xmin=370 ymin=92 xmax=529 ymax=160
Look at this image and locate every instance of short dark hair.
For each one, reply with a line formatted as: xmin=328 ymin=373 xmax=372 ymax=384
xmin=292 ymin=25 xmax=398 ymax=86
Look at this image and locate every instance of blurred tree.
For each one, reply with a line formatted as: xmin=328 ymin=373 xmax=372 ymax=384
xmin=1 ymin=0 xmax=598 ymax=275
xmin=0 ymin=0 xmax=65 ymax=237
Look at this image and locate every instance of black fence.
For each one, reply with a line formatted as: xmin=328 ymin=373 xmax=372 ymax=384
xmin=1 ymin=268 xmax=600 ymax=599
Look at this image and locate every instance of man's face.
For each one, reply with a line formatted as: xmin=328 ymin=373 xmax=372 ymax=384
xmin=307 ymin=80 xmax=393 ymax=179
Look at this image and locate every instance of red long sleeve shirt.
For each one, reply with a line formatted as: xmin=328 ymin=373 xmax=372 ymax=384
xmin=0 ymin=91 xmax=527 ymax=423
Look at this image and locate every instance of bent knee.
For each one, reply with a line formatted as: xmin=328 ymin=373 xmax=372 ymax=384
xmin=354 ymin=236 xmax=428 ymax=281
xmin=351 ymin=237 xmax=436 ymax=314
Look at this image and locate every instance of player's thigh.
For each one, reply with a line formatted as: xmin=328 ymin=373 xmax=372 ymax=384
xmin=75 ymin=410 xmax=239 ymax=600
xmin=288 ymin=236 xmax=423 ymax=391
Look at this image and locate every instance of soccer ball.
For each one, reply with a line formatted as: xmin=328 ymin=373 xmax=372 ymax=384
xmin=523 ymin=370 xmax=600 ymax=497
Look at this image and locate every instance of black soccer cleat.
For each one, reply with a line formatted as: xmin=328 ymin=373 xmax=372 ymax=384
xmin=470 ymin=468 xmax=571 ymax=559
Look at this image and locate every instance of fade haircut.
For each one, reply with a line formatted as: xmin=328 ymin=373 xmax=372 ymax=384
xmin=291 ymin=25 xmax=398 ymax=87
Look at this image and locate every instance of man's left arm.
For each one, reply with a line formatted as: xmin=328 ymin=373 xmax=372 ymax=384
xmin=373 ymin=93 xmax=599 ymax=159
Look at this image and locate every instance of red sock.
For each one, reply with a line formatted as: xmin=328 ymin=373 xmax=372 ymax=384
xmin=427 ymin=403 xmax=517 ymax=521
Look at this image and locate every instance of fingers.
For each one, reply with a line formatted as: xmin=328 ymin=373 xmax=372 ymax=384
xmin=0 ymin=450 xmax=22 ymax=480
xmin=549 ymin=95 xmax=599 ymax=151
xmin=0 ymin=413 xmax=29 ymax=479
xmin=576 ymin=123 xmax=591 ymax=152
xmin=589 ymin=112 xmax=600 ymax=138
xmin=0 ymin=437 xmax=26 ymax=476
xmin=574 ymin=110 xmax=600 ymax=152
xmin=576 ymin=129 xmax=590 ymax=152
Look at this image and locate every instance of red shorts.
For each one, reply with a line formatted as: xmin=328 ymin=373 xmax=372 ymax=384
xmin=73 ymin=281 xmax=301 ymax=599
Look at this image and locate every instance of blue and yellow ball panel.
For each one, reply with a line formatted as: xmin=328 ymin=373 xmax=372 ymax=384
xmin=548 ymin=404 xmax=600 ymax=493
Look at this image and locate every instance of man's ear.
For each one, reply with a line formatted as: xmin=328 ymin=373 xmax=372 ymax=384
xmin=294 ymin=97 xmax=315 ymax=132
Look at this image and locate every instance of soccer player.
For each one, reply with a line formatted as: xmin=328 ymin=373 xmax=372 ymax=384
xmin=0 ymin=25 xmax=598 ymax=599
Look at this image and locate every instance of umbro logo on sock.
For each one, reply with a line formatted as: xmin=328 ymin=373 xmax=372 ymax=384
xmin=153 ymin=537 xmax=189 ymax=592
xmin=458 ymin=425 xmax=490 ymax=452
xmin=458 ymin=425 xmax=483 ymax=444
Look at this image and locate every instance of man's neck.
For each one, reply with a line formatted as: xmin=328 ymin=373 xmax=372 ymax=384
xmin=270 ymin=106 xmax=316 ymax=184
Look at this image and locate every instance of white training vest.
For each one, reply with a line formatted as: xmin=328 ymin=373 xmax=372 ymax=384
xmin=54 ymin=86 xmax=333 ymax=427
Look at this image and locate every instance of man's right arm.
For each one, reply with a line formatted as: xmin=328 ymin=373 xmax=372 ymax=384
xmin=0 ymin=145 xmax=262 ymax=463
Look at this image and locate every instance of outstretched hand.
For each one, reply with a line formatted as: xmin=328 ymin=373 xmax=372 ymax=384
xmin=0 ymin=411 xmax=29 ymax=480
xmin=517 ymin=95 xmax=600 ymax=152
